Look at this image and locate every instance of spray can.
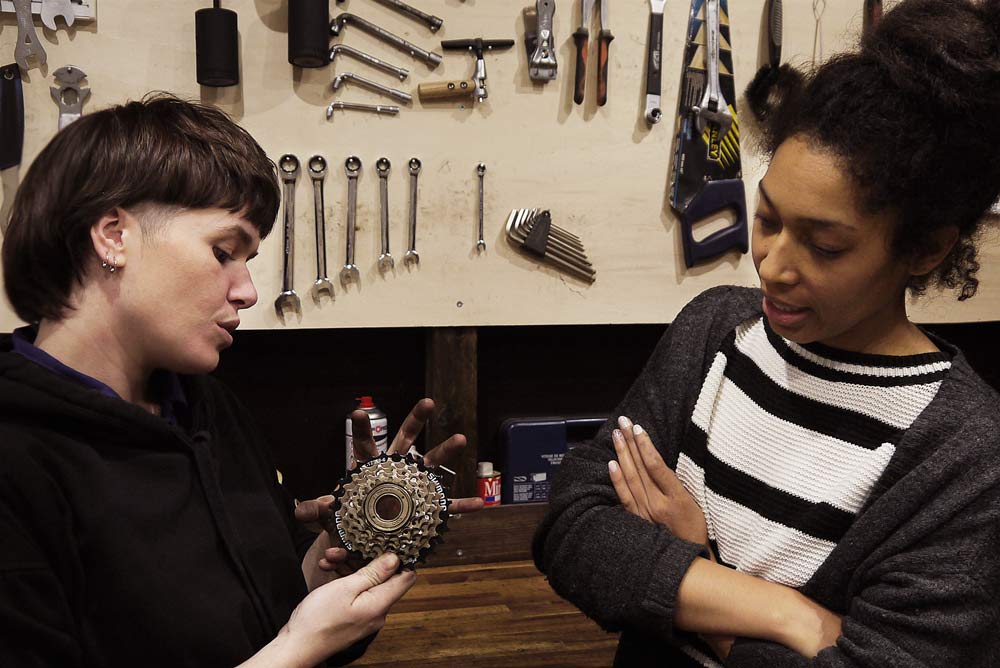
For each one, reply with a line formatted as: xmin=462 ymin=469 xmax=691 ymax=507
xmin=476 ymin=461 xmax=502 ymax=507
xmin=345 ymin=396 xmax=389 ymax=473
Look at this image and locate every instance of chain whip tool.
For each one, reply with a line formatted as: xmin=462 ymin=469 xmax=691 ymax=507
xmin=404 ymin=158 xmax=421 ymax=267
xmin=336 ymin=0 xmax=443 ymax=33
xmin=309 ymin=156 xmax=335 ymax=305
xmin=376 ymin=158 xmax=394 ymax=272
xmin=476 ymin=164 xmax=487 ymax=252
xmin=644 ymin=0 xmax=666 ymax=124
xmin=275 ymin=155 xmax=302 ymax=323
xmin=330 ymin=13 xmax=443 ymax=67
xmin=340 ymin=156 xmax=362 ymax=288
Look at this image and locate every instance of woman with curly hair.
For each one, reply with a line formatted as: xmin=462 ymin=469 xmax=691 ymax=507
xmin=534 ymin=1 xmax=1000 ymax=666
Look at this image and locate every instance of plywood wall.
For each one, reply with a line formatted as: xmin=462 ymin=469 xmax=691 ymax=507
xmin=1 ymin=0 xmax=997 ymax=330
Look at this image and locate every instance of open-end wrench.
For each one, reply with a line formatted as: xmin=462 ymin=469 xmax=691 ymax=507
xmin=330 ymin=14 xmax=443 ymax=68
xmin=692 ymin=0 xmax=732 ymax=137
xmin=404 ymin=158 xmax=421 ymax=267
xmin=41 ymin=0 xmax=76 ymax=31
xmin=13 ymin=0 xmax=47 ymax=72
xmin=341 ymin=156 xmax=362 ymax=288
xmin=329 ymin=44 xmax=409 ymax=81
xmin=275 ymin=155 xmax=302 ymax=323
xmin=643 ymin=0 xmax=666 ymax=124
xmin=308 ymin=155 xmax=335 ymax=305
xmin=336 ymin=0 xmax=443 ymax=33
xmin=476 ymin=163 xmax=487 ymax=252
xmin=332 ymin=72 xmax=412 ymax=104
xmin=376 ymin=158 xmax=394 ymax=273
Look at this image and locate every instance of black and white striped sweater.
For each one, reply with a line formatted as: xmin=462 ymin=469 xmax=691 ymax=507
xmin=534 ymin=286 xmax=1000 ymax=668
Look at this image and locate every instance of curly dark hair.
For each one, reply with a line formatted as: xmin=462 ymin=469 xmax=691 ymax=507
xmin=745 ymin=0 xmax=1000 ymax=300
xmin=2 ymin=93 xmax=280 ymax=323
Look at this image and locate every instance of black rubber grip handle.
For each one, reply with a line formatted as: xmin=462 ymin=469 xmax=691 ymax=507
xmin=572 ymin=28 xmax=589 ymax=104
xmin=680 ymin=179 xmax=749 ymax=267
xmin=645 ymin=13 xmax=663 ymax=96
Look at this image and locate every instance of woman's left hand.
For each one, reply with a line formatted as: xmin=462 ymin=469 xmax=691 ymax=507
xmin=608 ymin=416 xmax=708 ymax=548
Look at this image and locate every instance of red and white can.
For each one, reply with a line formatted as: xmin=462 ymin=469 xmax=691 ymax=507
xmin=476 ymin=461 xmax=502 ymax=507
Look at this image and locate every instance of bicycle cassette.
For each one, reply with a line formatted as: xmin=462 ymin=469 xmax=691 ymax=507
xmin=332 ymin=453 xmax=450 ymax=567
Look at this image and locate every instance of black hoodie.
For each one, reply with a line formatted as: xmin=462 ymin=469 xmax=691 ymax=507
xmin=0 ymin=335 xmax=317 ymax=667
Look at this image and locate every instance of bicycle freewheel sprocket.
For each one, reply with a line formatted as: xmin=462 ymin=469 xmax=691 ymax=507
xmin=332 ymin=453 xmax=450 ymax=567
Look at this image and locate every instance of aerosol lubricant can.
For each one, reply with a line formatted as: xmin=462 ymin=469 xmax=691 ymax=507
xmin=345 ymin=396 xmax=389 ymax=473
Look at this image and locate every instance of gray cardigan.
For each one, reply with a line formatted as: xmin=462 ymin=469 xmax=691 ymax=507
xmin=533 ymin=286 xmax=1000 ymax=667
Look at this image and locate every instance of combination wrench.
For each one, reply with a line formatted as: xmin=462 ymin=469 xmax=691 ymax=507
xmin=309 ymin=156 xmax=335 ymax=305
xmin=476 ymin=163 xmax=487 ymax=252
xmin=340 ymin=156 xmax=362 ymax=288
xmin=404 ymin=158 xmax=421 ymax=267
xmin=376 ymin=158 xmax=394 ymax=273
xmin=275 ymin=155 xmax=302 ymax=323
xmin=692 ymin=0 xmax=733 ymax=137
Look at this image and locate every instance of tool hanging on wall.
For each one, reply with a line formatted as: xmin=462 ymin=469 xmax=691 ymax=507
xmin=196 ymin=0 xmax=240 ymax=86
xmin=330 ymin=13 xmax=443 ymax=67
xmin=417 ymin=38 xmax=514 ymax=104
xmin=643 ymin=0 xmax=665 ymax=124
xmin=476 ymin=163 xmax=487 ymax=252
xmin=50 ymin=66 xmax=90 ymax=130
xmin=275 ymin=155 xmax=302 ymax=324
xmin=341 ymin=156 xmax=363 ymax=289
xmin=309 ymin=155 xmax=335 ymax=305
xmin=326 ymin=101 xmax=400 ymax=119
xmin=40 ymin=0 xmax=74 ymax=31
xmin=668 ymin=0 xmax=748 ymax=268
xmin=745 ymin=0 xmax=781 ymax=115
xmin=332 ymin=72 xmax=412 ymax=104
xmin=405 ymin=158 xmax=421 ymax=266
xmin=329 ymin=45 xmax=409 ymax=81
xmin=289 ymin=0 xmax=330 ymax=67
xmin=376 ymin=158 xmax=395 ymax=273
xmin=335 ymin=0 xmax=443 ymax=33
xmin=12 ymin=0 xmax=46 ymax=72
xmin=0 ymin=64 xmax=23 ymax=171
xmin=862 ymin=0 xmax=882 ymax=39
xmin=524 ymin=0 xmax=557 ymax=82
xmin=505 ymin=208 xmax=596 ymax=283
xmin=573 ymin=0 xmax=613 ymax=105
xmin=812 ymin=0 xmax=826 ymax=66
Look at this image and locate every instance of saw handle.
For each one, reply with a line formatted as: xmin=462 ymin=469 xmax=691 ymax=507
xmin=572 ymin=28 xmax=589 ymax=104
xmin=597 ymin=29 xmax=614 ymax=106
xmin=680 ymin=179 xmax=748 ymax=268
xmin=418 ymin=80 xmax=474 ymax=101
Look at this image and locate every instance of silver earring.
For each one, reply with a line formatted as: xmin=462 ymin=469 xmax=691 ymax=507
xmin=101 ymin=252 xmax=109 ymax=270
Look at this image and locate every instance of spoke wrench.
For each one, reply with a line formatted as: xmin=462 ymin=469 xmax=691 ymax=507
xmin=275 ymin=155 xmax=302 ymax=323
xmin=340 ymin=156 xmax=362 ymax=288
xmin=308 ymin=155 xmax=335 ymax=305
xmin=376 ymin=158 xmax=394 ymax=273
xmin=404 ymin=158 xmax=421 ymax=267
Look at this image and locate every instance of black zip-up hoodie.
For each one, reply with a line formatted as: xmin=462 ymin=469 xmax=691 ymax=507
xmin=0 ymin=335 xmax=319 ymax=667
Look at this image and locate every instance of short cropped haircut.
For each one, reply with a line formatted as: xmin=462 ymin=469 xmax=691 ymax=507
xmin=2 ymin=93 xmax=280 ymax=323
xmin=745 ymin=0 xmax=1000 ymax=300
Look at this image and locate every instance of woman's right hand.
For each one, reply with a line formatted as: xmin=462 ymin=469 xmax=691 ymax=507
xmin=240 ymin=552 xmax=416 ymax=668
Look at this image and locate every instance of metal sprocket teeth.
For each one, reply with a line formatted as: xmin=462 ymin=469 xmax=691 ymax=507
xmin=333 ymin=453 xmax=449 ymax=567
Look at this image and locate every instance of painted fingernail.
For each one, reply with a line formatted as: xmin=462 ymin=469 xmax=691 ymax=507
xmin=617 ymin=416 xmax=632 ymax=430
xmin=608 ymin=460 xmax=619 ymax=474
xmin=633 ymin=424 xmax=644 ymax=435
xmin=612 ymin=429 xmax=623 ymax=442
